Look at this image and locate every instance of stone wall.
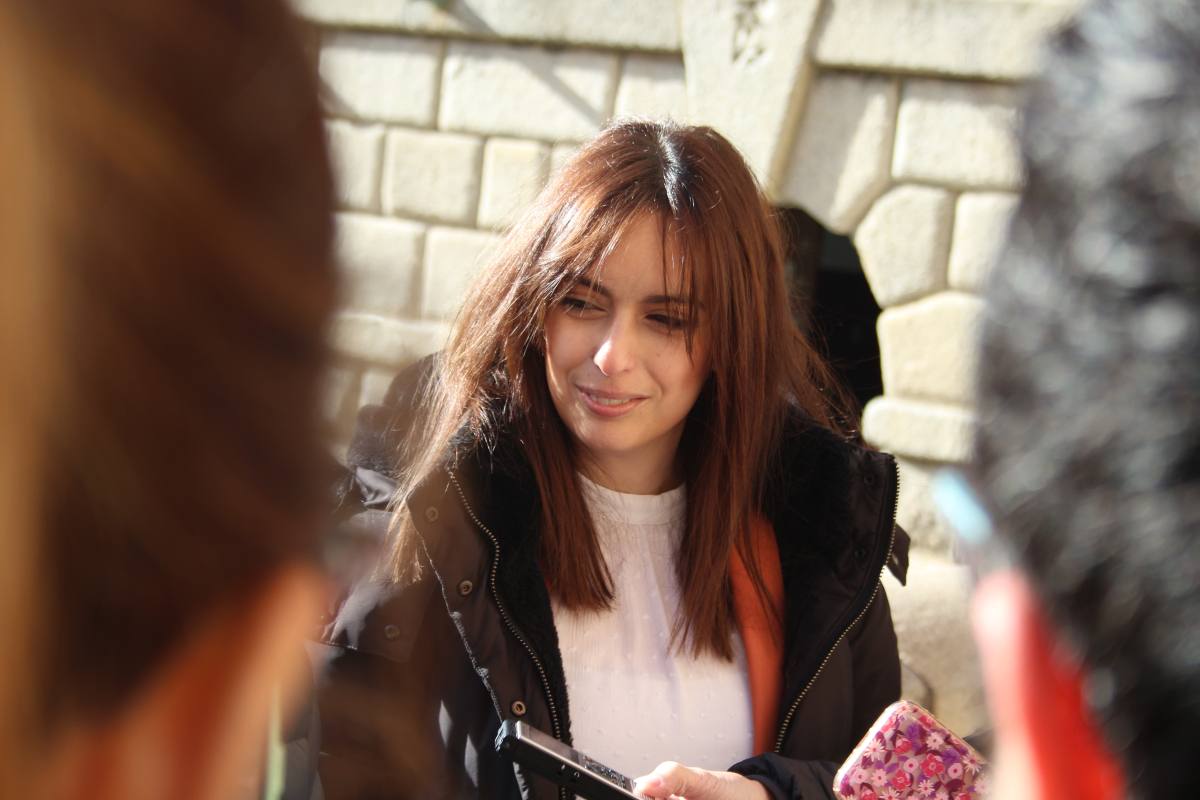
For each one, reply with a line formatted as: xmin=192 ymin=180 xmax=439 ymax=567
xmin=300 ymin=0 xmax=1082 ymax=734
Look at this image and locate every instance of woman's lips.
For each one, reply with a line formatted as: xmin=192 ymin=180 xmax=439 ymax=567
xmin=577 ymin=386 xmax=646 ymax=418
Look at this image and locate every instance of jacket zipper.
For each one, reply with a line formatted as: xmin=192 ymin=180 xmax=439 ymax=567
xmin=772 ymin=457 xmax=901 ymax=753
xmin=446 ymin=470 xmax=569 ymax=800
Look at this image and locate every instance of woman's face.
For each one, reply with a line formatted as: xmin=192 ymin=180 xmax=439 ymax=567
xmin=544 ymin=213 xmax=710 ymax=494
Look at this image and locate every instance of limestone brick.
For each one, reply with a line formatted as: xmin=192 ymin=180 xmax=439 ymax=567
xmin=440 ymin=42 xmax=618 ymax=142
xmin=478 ymin=138 xmax=551 ymax=231
xmin=682 ymin=0 xmax=823 ymax=188
xmin=855 ymin=185 xmax=953 ymax=308
xmin=815 ymin=0 xmax=1076 ymax=81
xmin=360 ymin=367 xmax=399 ymax=408
xmin=780 ymin=73 xmax=897 ymax=235
xmin=423 ymin=227 xmax=502 ymax=320
xmin=382 ymin=129 xmax=482 ymax=225
xmin=318 ymin=32 xmax=441 ymax=126
xmin=550 ymin=143 xmax=582 ymax=180
xmin=322 ymin=365 xmax=361 ymax=427
xmin=294 ymin=0 xmax=680 ymax=52
xmin=614 ymin=55 xmax=689 ymax=120
xmin=894 ymin=80 xmax=1023 ymax=190
xmin=895 ymin=456 xmax=956 ymax=555
xmin=326 ymin=121 xmax=384 ymax=212
xmin=862 ymin=396 xmax=976 ymax=464
xmin=331 ymin=312 xmax=451 ymax=367
xmin=883 ymin=552 xmax=985 ymax=735
xmin=901 ymin=663 xmax=933 ymax=711
xmin=949 ymin=192 xmax=1020 ymax=291
xmin=334 ymin=213 xmax=424 ymax=318
xmin=877 ymin=292 xmax=983 ymax=405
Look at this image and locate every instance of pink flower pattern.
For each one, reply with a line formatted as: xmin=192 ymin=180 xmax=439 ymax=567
xmin=834 ymin=701 xmax=989 ymax=799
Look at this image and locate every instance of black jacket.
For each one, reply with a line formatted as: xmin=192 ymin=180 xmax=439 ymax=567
xmin=302 ymin=360 xmax=910 ymax=800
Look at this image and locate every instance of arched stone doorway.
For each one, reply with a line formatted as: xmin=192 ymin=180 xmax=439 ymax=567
xmin=781 ymin=206 xmax=881 ymax=418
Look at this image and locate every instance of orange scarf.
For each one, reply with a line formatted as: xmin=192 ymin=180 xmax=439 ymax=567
xmin=729 ymin=516 xmax=785 ymax=755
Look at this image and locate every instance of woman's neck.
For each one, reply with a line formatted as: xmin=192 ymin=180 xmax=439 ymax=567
xmin=577 ymin=450 xmax=682 ymax=495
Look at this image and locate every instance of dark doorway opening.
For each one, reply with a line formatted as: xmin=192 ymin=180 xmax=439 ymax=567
xmin=780 ymin=207 xmax=882 ymax=416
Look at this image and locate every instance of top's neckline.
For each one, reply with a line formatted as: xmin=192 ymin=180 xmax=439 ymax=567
xmin=577 ymin=472 xmax=687 ymax=527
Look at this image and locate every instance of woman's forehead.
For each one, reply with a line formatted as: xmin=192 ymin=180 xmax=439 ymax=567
xmin=580 ymin=213 xmax=694 ymax=301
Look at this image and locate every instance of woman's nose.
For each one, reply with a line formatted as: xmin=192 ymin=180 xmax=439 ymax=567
xmin=593 ymin=318 xmax=636 ymax=377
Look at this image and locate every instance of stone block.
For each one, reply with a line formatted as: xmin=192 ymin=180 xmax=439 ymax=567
xmin=894 ymin=80 xmax=1023 ymax=190
xmin=855 ymin=185 xmax=953 ymax=308
xmin=478 ymin=138 xmax=551 ymax=230
xmin=440 ymin=42 xmax=618 ymax=142
xmin=883 ymin=551 xmax=986 ymax=736
xmin=862 ymin=396 xmax=976 ymax=464
xmin=334 ymin=213 xmax=424 ymax=318
xmin=682 ymin=0 xmax=823 ymax=188
xmin=319 ymin=32 xmax=441 ymax=126
xmin=814 ymin=0 xmax=1076 ymax=81
xmin=423 ymin=227 xmax=502 ymax=320
xmin=294 ymin=0 xmax=680 ymax=52
xmin=331 ymin=312 xmax=451 ymax=367
xmin=321 ymin=364 xmax=361 ymax=428
xmin=614 ymin=55 xmax=689 ymax=121
xmin=949 ymin=192 xmax=1020 ymax=292
xmin=780 ymin=73 xmax=898 ymax=235
xmin=327 ymin=121 xmax=384 ymax=212
xmin=382 ymin=129 xmax=483 ymax=226
xmin=877 ymin=292 xmax=983 ymax=405
xmin=360 ymin=367 xmax=400 ymax=408
xmin=901 ymin=662 xmax=933 ymax=711
xmin=550 ymin=143 xmax=582 ymax=180
xmin=895 ymin=456 xmax=956 ymax=555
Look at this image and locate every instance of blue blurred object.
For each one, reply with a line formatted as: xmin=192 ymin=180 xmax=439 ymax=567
xmin=932 ymin=469 xmax=1011 ymax=580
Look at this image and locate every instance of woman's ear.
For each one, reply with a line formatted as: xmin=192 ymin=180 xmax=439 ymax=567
xmin=972 ymin=571 xmax=1124 ymax=800
xmin=49 ymin=565 xmax=326 ymax=800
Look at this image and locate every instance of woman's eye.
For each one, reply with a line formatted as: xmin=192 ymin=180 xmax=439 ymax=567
xmin=648 ymin=313 xmax=688 ymax=331
xmin=560 ymin=296 xmax=599 ymax=314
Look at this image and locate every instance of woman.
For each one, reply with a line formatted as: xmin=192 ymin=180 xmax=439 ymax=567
xmin=316 ymin=120 xmax=908 ymax=800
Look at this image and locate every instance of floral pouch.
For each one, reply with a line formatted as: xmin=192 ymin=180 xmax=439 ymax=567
xmin=832 ymin=700 xmax=988 ymax=799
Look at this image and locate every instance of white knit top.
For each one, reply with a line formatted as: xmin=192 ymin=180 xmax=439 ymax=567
xmin=551 ymin=474 xmax=754 ymax=779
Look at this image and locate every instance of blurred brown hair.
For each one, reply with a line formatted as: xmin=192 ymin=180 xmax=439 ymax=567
xmin=0 ymin=6 xmax=54 ymax=792
xmin=392 ymin=119 xmax=849 ymax=658
xmin=10 ymin=0 xmax=337 ymax=728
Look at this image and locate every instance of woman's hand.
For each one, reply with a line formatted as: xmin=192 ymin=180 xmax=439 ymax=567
xmin=633 ymin=762 xmax=771 ymax=800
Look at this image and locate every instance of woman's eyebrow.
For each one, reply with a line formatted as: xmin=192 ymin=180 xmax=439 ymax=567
xmin=644 ymin=292 xmax=696 ymax=307
xmin=575 ymin=277 xmax=696 ymax=307
xmin=573 ymin=277 xmax=611 ymax=299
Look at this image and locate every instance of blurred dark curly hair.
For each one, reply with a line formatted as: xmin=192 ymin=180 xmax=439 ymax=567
xmin=973 ymin=0 xmax=1200 ymax=796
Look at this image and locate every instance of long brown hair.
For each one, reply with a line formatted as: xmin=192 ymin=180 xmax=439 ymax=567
xmin=14 ymin=0 xmax=337 ymax=727
xmin=0 ymin=7 xmax=54 ymax=792
xmin=395 ymin=119 xmax=848 ymax=658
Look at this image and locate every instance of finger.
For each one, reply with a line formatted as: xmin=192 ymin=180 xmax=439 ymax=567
xmin=633 ymin=762 xmax=702 ymax=799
